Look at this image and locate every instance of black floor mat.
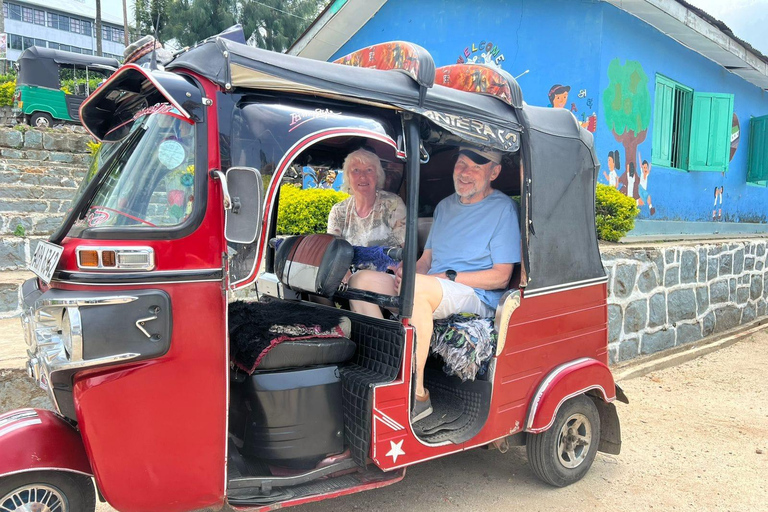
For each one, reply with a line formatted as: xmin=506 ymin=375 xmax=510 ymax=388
xmin=412 ymin=387 xmax=464 ymax=435
xmin=415 ymin=368 xmax=493 ymax=445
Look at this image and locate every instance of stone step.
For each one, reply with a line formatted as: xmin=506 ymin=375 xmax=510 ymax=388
xmin=0 ymin=270 xmax=34 ymax=319
xmin=0 ymin=158 xmax=87 ymax=173
xmin=0 ymin=184 xmax=78 ymax=201
xmin=0 ymin=197 xmax=72 ymax=215
xmin=0 ymin=169 xmax=83 ymax=188
xmin=0 ymin=213 xmax=64 ymax=236
xmin=0 ymin=149 xmax=92 ymax=167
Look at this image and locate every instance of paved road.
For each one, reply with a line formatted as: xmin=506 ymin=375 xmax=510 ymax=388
xmin=2 ymin=318 xmax=767 ymax=511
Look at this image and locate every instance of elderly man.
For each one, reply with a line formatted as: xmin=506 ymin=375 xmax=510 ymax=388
xmin=348 ymin=146 xmax=521 ymax=422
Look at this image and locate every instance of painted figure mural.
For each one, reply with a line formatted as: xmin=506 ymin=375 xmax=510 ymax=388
xmin=603 ymin=150 xmax=620 ymax=188
xmin=548 ymin=83 xmax=597 ymax=132
xmin=603 ymin=58 xmax=653 ymax=213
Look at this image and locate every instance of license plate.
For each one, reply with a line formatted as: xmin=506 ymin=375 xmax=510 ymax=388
xmin=29 ymin=241 xmax=63 ymax=284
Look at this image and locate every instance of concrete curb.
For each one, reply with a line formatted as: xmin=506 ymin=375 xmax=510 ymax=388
xmin=613 ymin=318 xmax=768 ymax=382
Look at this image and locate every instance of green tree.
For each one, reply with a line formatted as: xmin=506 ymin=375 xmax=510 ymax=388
xmin=239 ymin=0 xmax=326 ymax=52
xmin=134 ymin=0 xmax=171 ymax=42
xmin=165 ymin=0 xmax=237 ymax=47
xmin=602 ymin=59 xmax=652 ymax=172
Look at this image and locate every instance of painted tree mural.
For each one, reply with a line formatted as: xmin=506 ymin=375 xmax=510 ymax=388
xmin=602 ymin=59 xmax=652 ymax=172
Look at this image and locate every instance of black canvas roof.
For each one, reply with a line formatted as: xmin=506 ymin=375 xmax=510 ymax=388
xmin=167 ymin=37 xmax=522 ymax=133
xmin=17 ymin=46 xmax=120 ymax=89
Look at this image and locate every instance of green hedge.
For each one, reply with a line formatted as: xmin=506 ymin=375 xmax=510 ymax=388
xmin=276 ymin=185 xmax=348 ymax=235
xmin=275 ymin=182 xmax=637 ymax=242
xmin=0 ymin=79 xmax=15 ymax=107
xmin=595 ymin=183 xmax=640 ymax=242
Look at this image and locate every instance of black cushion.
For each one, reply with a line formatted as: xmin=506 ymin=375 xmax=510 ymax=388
xmin=255 ymin=337 xmax=356 ymax=371
xmin=274 ymin=234 xmax=354 ymax=297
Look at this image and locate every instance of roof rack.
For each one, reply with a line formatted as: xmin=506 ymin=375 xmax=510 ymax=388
xmin=435 ymin=64 xmax=523 ymax=109
xmin=334 ymin=41 xmax=435 ymax=106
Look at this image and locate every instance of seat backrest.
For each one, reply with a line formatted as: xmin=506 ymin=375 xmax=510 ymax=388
xmin=274 ymin=234 xmax=354 ymax=296
xmin=417 ymin=217 xmax=433 ymax=254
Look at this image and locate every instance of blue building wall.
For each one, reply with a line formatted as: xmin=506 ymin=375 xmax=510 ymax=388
xmin=331 ymin=0 xmax=768 ymax=234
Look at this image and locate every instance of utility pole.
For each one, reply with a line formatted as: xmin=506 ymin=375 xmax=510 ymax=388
xmin=122 ymin=0 xmax=129 ymax=46
xmin=95 ymin=0 xmax=103 ymax=56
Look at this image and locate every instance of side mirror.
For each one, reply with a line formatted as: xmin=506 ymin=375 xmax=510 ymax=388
xmin=217 ymin=167 xmax=263 ymax=244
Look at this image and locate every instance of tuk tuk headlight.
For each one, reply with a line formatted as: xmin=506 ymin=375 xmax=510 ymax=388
xmin=60 ymin=307 xmax=83 ymax=361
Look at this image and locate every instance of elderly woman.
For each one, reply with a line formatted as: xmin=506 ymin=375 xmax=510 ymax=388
xmin=327 ymin=148 xmax=406 ymax=248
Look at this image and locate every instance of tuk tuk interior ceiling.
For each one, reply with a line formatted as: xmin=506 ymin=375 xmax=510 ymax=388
xmin=325 ymin=0 xmax=768 ymax=234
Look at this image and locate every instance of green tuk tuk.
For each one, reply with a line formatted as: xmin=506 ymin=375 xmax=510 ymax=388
xmin=12 ymin=46 xmax=119 ymax=127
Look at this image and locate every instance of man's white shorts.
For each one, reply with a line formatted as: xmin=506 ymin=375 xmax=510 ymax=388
xmin=433 ymin=279 xmax=494 ymax=319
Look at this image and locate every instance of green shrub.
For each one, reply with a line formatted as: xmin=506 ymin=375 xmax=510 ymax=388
xmin=0 ymin=80 xmax=16 ymax=107
xmin=277 ymin=184 xmax=348 ymax=235
xmin=595 ymin=183 xmax=640 ymax=242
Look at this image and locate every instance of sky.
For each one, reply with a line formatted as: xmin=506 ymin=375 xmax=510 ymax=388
xmin=686 ymin=0 xmax=768 ymax=56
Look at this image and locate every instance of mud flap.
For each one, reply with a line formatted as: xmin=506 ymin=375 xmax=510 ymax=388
xmin=590 ymin=397 xmax=621 ymax=455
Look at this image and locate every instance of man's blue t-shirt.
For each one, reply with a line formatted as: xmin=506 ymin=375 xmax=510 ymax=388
xmin=425 ymin=190 xmax=521 ymax=309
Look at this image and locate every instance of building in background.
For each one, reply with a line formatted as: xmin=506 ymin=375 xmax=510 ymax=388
xmin=291 ymin=0 xmax=768 ymax=239
xmin=3 ymin=0 xmax=129 ymax=61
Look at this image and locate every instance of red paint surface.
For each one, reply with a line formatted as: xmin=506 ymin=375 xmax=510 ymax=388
xmin=370 ymin=283 xmax=612 ymax=469
xmin=53 ymin=75 xmax=230 ymax=512
xmin=0 ymin=409 xmax=92 ymax=477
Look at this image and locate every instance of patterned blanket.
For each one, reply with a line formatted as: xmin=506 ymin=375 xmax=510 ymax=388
xmin=430 ymin=314 xmax=497 ymax=381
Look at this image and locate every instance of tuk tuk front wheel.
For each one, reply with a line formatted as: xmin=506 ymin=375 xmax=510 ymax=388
xmin=30 ymin=112 xmax=53 ymax=128
xmin=526 ymin=394 xmax=600 ymax=487
xmin=0 ymin=470 xmax=96 ymax=512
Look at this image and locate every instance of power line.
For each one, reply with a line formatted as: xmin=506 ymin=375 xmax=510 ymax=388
xmin=250 ymin=1 xmax=310 ymax=20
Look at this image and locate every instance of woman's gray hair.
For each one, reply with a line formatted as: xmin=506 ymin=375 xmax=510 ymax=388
xmin=341 ymin=148 xmax=386 ymax=193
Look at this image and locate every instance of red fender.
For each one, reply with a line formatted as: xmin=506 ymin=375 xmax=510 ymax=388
xmin=0 ymin=408 xmax=92 ymax=478
xmin=525 ymin=358 xmax=616 ymax=434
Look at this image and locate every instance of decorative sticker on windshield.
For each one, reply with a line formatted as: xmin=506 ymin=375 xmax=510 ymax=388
xmin=158 ymin=139 xmax=186 ymax=169
xmin=289 ymin=108 xmax=343 ymax=132
xmin=87 ymin=209 xmax=111 ymax=227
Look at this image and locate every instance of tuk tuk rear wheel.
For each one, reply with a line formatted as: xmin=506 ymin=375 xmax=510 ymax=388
xmin=0 ymin=470 xmax=96 ymax=512
xmin=30 ymin=112 xmax=53 ymax=128
xmin=526 ymin=394 xmax=600 ymax=487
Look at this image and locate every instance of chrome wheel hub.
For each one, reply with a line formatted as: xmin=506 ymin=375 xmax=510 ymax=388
xmin=557 ymin=412 xmax=592 ymax=469
xmin=0 ymin=483 xmax=69 ymax=512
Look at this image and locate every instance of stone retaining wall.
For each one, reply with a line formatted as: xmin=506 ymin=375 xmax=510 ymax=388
xmin=603 ymin=240 xmax=768 ymax=364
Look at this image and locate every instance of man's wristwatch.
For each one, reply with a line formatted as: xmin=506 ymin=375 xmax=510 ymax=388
xmin=446 ymin=269 xmax=457 ymax=281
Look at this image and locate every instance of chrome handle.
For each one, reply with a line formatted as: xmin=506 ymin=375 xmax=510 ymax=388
xmin=135 ymin=315 xmax=158 ymax=338
xmin=211 ymin=170 xmax=232 ymax=210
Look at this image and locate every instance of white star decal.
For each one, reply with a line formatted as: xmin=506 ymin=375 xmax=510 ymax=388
xmin=386 ymin=439 xmax=405 ymax=464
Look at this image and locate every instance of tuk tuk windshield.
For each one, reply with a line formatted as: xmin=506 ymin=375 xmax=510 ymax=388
xmin=75 ymin=111 xmax=197 ymax=230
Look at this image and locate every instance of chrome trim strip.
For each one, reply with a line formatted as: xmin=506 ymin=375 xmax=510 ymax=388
xmin=525 ymin=357 xmax=593 ymax=431
xmin=526 ymin=385 xmax=613 ymax=434
xmin=49 ymin=352 xmax=141 ymax=373
xmin=36 ymin=296 xmax=138 ymax=309
xmin=0 ymin=468 xmax=94 ymax=479
xmin=0 ymin=418 xmax=42 ymax=437
xmin=523 ymin=276 xmax=608 ymax=298
xmin=230 ymin=128 xmax=399 ymax=290
xmin=0 ymin=410 xmax=38 ymax=429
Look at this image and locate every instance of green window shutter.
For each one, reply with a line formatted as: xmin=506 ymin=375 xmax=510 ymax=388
xmin=747 ymin=115 xmax=768 ymax=186
xmin=652 ymin=76 xmax=674 ymax=167
xmin=689 ymin=92 xmax=734 ymax=171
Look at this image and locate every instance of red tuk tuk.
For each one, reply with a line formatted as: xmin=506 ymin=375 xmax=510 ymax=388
xmin=0 ymin=27 xmax=626 ymax=512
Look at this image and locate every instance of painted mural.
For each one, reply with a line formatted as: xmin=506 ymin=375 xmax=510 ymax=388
xmin=456 ymin=41 xmax=506 ymax=68
xmin=547 ymin=84 xmax=597 ymax=132
xmin=602 ymin=58 xmax=655 ymax=215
